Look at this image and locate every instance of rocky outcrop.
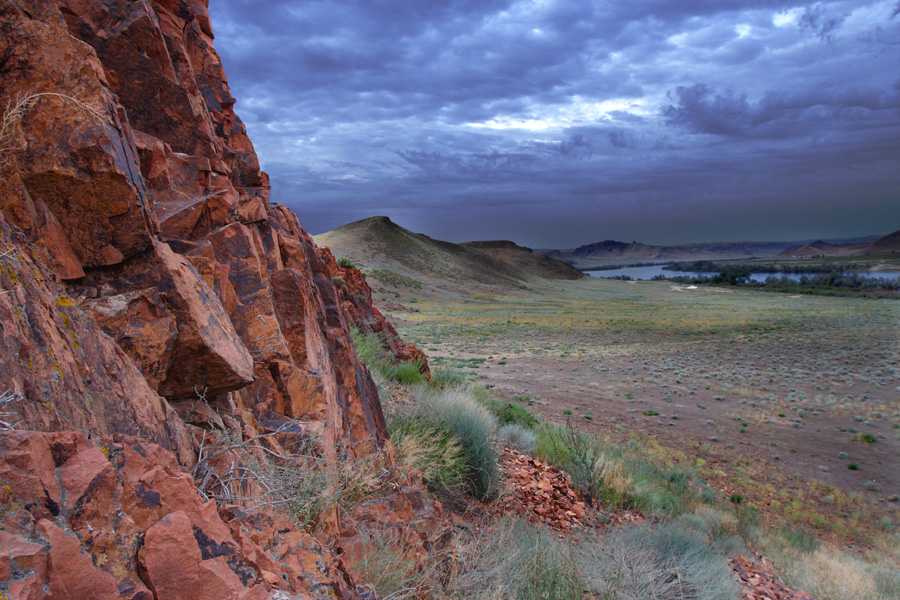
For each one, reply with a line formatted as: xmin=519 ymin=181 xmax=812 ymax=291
xmin=0 ymin=0 xmax=421 ymax=455
xmin=0 ymin=431 xmax=366 ymax=599
xmin=0 ymin=213 xmax=194 ymax=464
xmin=0 ymin=0 xmax=437 ymax=597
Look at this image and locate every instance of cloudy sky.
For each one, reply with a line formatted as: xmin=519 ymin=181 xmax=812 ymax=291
xmin=210 ymin=0 xmax=900 ymax=248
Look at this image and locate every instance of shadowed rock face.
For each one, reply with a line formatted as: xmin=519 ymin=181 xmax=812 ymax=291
xmin=0 ymin=1 xmax=433 ymax=596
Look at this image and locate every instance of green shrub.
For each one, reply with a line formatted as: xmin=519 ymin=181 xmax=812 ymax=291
xmin=535 ymin=423 xmax=704 ymax=515
xmin=337 ymin=257 xmax=356 ymax=269
xmin=430 ymin=365 xmax=468 ymax=388
xmin=535 ymin=423 xmax=632 ymax=510
xmin=385 ymin=360 xmax=426 ymax=385
xmin=495 ymin=402 xmax=540 ymax=429
xmin=471 ymin=388 xmax=540 ymax=430
xmin=351 ymin=327 xmax=390 ymax=368
xmin=351 ymin=327 xmax=425 ymax=385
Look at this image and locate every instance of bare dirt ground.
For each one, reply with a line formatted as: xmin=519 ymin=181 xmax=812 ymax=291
xmin=383 ymin=277 xmax=900 ymax=547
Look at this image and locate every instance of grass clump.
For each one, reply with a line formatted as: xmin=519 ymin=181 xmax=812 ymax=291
xmin=389 ymin=417 xmax=466 ymax=489
xmin=430 ymin=365 xmax=468 ymax=388
xmin=445 ymin=516 xmax=742 ymax=600
xmin=471 ymin=387 xmax=540 ymax=430
xmin=288 ymin=449 xmax=386 ymax=529
xmin=513 ymin=525 xmax=583 ymax=600
xmin=495 ymin=402 xmax=540 ymax=429
xmin=392 ymin=385 xmax=500 ymax=500
xmin=387 ymin=360 xmax=427 ymax=385
xmin=780 ymin=548 xmax=896 ymax=600
xmin=337 ymin=257 xmax=356 ymax=269
xmin=352 ymin=525 xmax=443 ymax=598
xmin=580 ymin=522 xmax=742 ymax=600
xmin=351 ymin=326 xmax=390 ymax=366
xmin=444 ymin=519 xmax=582 ymax=600
xmin=497 ymin=423 xmax=537 ymax=454
xmin=534 ymin=423 xmax=633 ymax=510
xmin=192 ymin=424 xmax=386 ymax=532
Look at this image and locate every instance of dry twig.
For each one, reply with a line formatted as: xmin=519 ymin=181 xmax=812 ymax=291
xmin=0 ymin=389 xmax=24 ymax=431
xmin=0 ymin=92 xmax=108 ymax=167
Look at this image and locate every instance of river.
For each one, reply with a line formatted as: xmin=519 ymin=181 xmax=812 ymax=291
xmin=586 ymin=264 xmax=900 ymax=282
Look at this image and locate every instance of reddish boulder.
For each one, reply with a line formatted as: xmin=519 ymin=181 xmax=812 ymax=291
xmin=35 ymin=519 xmax=124 ymax=600
xmin=0 ymin=431 xmax=366 ymax=599
xmin=0 ymin=531 xmax=47 ymax=586
xmin=139 ymin=510 xmax=248 ymax=600
xmin=78 ymin=240 xmax=255 ymax=399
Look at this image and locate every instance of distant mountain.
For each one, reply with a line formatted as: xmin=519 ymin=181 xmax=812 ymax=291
xmin=542 ymin=234 xmax=890 ymax=270
xmin=542 ymin=240 xmax=797 ymax=270
xmin=462 ymin=240 xmax=585 ymax=280
xmin=314 ymin=217 xmax=572 ymax=295
xmin=775 ymin=229 xmax=900 ymax=258
xmin=868 ymin=229 xmax=900 ymax=253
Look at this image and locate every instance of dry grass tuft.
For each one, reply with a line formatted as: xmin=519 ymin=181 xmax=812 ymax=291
xmin=783 ymin=548 xmax=890 ymax=600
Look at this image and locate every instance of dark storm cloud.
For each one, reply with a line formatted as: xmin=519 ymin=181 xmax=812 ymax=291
xmin=211 ymin=0 xmax=900 ymax=247
xmin=799 ymin=3 xmax=848 ymax=40
xmin=663 ymin=83 xmax=900 ymax=138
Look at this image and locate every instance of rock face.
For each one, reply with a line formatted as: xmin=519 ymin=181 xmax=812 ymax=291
xmin=0 ymin=0 xmax=433 ymax=597
xmin=0 ymin=0 xmax=417 ymax=456
xmin=0 ymin=431 xmax=362 ymax=599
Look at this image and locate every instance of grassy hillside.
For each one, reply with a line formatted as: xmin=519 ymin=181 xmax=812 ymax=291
xmin=463 ymin=240 xmax=586 ymax=280
xmin=314 ymin=217 xmax=531 ymax=297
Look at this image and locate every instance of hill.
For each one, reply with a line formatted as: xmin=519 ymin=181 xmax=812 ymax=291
xmin=775 ymin=228 xmax=900 ymax=258
xmin=462 ymin=240 xmax=586 ymax=280
xmin=542 ymin=234 xmax=888 ymax=270
xmin=314 ymin=216 xmax=531 ymax=294
xmin=542 ymin=240 xmax=798 ymax=270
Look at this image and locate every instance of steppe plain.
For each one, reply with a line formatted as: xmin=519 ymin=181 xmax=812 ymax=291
xmin=389 ymin=276 xmax=900 ymax=545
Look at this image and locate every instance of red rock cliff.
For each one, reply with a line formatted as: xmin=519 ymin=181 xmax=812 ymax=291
xmin=0 ymin=0 xmax=425 ymax=455
xmin=0 ymin=0 xmax=434 ymax=597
